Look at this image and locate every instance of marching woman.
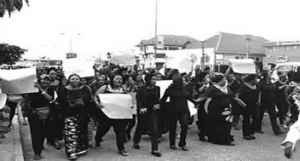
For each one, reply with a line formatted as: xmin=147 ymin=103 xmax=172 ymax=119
xmin=196 ymin=74 xmax=243 ymax=146
xmin=236 ymin=74 xmax=260 ymax=140
xmin=123 ymin=74 xmax=138 ymax=142
xmin=196 ymin=75 xmax=211 ymax=141
xmin=133 ymin=74 xmax=162 ymax=157
xmin=25 ymin=74 xmax=55 ymax=160
xmin=160 ymin=75 xmax=195 ymax=151
xmin=58 ymin=74 xmax=93 ymax=160
xmin=94 ymin=74 xmax=129 ymax=156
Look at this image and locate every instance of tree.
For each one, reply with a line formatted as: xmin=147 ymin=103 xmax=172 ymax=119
xmin=0 ymin=0 xmax=29 ymax=17
xmin=0 ymin=43 xmax=26 ymax=65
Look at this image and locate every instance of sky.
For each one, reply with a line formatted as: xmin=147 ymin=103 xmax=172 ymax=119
xmin=0 ymin=0 xmax=300 ymax=59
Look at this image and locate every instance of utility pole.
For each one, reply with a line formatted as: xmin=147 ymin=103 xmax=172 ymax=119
xmin=154 ymin=0 xmax=158 ymax=68
xmin=245 ymin=35 xmax=251 ymax=59
xmin=201 ymin=41 xmax=205 ymax=70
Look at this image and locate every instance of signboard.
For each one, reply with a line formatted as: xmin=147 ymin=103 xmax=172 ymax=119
xmin=156 ymin=36 xmax=164 ymax=49
xmin=276 ymin=56 xmax=288 ymax=63
xmin=277 ymin=41 xmax=300 ymax=46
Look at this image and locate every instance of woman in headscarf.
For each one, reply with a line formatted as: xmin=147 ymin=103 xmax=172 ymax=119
xmin=133 ymin=74 xmax=162 ymax=157
xmin=236 ymin=74 xmax=260 ymax=140
xmin=196 ymin=73 xmax=242 ymax=146
xmin=122 ymin=74 xmax=138 ymax=142
xmin=275 ymin=73 xmax=289 ymax=127
xmin=196 ymin=75 xmax=211 ymax=141
xmin=25 ymin=74 xmax=55 ymax=160
xmin=160 ymin=75 xmax=195 ymax=151
xmin=94 ymin=74 xmax=129 ymax=156
xmin=48 ymin=69 xmax=60 ymax=91
xmin=257 ymin=72 xmax=284 ymax=135
xmin=58 ymin=74 xmax=93 ymax=160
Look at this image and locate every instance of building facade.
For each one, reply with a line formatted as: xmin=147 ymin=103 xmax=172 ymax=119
xmin=186 ymin=32 xmax=267 ymax=66
xmin=263 ymin=41 xmax=300 ymax=67
xmin=136 ymin=35 xmax=200 ymax=68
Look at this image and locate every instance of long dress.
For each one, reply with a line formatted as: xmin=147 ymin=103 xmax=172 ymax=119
xmin=58 ymin=86 xmax=93 ymax=157
xmin=202 ymin=85 xmax=233 ymax=145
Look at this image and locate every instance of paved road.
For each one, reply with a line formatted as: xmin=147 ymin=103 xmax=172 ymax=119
xmin=21 ymin=116 xmax=299 ymax=161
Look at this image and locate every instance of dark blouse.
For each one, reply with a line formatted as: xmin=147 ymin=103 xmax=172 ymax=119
xmin=136 ymin=86 xmax=160 ymax=113
xmin=258 ymin=81 xmax=277 ymax=103
xmin=275 ymin=81 xmax=288 ymax=104
xmin=237 ymin=84 xmax=260 ymax=107
xmin=58 ymin=86 xmax=93 ymax=117
xmin=160 ymin=85 xmax=194 ymax=114
xmin=29 ymin=88 xmax=55 ymax=109
xmin=202 ymin=86 xmax=232 ymax=118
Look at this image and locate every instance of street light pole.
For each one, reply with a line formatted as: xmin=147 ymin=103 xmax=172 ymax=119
xmin=245 ymin=35 xmax=251 ymax=59
xmin=154 ymin=0 xmax=158 ymax=68
xmin=201 ymin=41 xmax=205 ymax=70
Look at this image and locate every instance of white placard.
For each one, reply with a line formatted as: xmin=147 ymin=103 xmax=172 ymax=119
xmin=0 ymin=68 xmax=38 ymax=94
xmin=99 ymin=94 xmax=133 ymax=119
xmin=63 ymin=59 xmax=94 ymax=78
xmin=230 ymin=59 xmax=256 ymax=74
xmin=188 ymin=101 xmax=197 ymax=116
xmin=0 ymin=94 xmax=7 ymax=110
xmin=156 ymin=80 xmax=172 ymax=102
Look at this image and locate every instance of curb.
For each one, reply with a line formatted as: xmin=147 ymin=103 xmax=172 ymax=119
xmin=15 ymin=105 xmax=25 ymax=161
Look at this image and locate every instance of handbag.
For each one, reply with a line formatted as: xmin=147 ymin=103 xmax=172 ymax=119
xmin=67 ymin=89 xmax=85 ymax=108
xmin=34 ymin=107 xmax=50 ymax=120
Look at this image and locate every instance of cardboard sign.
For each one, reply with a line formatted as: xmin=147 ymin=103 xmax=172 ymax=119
xmin=230 ymin=59 xmax=256 ymax=74
xmin=99 ymin=94 xmax=133 ymax=119
xmin=0 ymin=68 xmax=38 ymax=94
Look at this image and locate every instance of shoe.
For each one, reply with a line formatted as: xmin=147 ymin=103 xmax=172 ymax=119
xmin=151 ymin=150 xmax=162 ymax=157
xmin=54 ymin=141 xmax=61 ymax=150
xmin=227 ymin=142 xmax=235 ymax=146
xmin=198 ymin=133 xmax=206 ymax=141
xmin=170 ymin=145 xmax=177 ymax=150
xmin=95 ymin=142 xmax=101 ymax=148
xmin=243 ymin=136 xmax=252 ymax=140
xmin=283 ymin=142 xmax=294 ymax=159
xmin=256 ymin=130 xmax=264 ymax=134
xmin=275 ymin=131 xmax=285 ymax=135
xmin=180 ymin=146 xmax=189 ymax=151
xmin=33 ymin=155 xmax=42 ymax=160
xmin=133 ymin=144 xmax=140 ymax=149
xmin=0 ymin=133 xmax=5 ymax=138
xmin=118 ymin=150 xmax=129 ymax=156
xmin=249 ymin=135 xmax=256 ymax=140
xmin=68 ymin=154 xmax=77 ymax=161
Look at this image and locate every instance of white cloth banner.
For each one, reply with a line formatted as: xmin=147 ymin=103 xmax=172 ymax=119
xmin=110 ymin=54 xmax=136 ymax=65
xmin=230 ymin=59 xmax=256 ymax=74
xmin=99 ymin=94 xmax=133 ymax=119
xmin=156 ymin=80 xmax=172 ymax=102
xmin=0 ymin=68 xmax=38 ymax=94
xmin=188 ymin=101 xmax=197 ymax=116
xmin=0 ymin=94 xmax=7 ymax=110
xmin=63 ymin=59 xmax=94 ymax=78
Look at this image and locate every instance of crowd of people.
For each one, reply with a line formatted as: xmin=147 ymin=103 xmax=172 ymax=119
xmin=3 ymin=63 xmax=300 ymax=160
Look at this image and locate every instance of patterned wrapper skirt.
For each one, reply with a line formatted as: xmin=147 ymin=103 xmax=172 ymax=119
xmin=64 ymin=115 xmax=88 ymax=157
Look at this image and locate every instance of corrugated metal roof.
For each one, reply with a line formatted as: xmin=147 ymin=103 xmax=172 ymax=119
xmin=186 ymin=32 xmax=268 ymax=56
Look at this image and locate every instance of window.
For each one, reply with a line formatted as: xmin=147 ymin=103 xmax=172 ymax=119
xmin=169 ymin=47 xmax=179 ymax=50
xmin=256 ymin=57 xmax=260 ymax=61
xmin=164 ymin=47 xmax=168 ymax=50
